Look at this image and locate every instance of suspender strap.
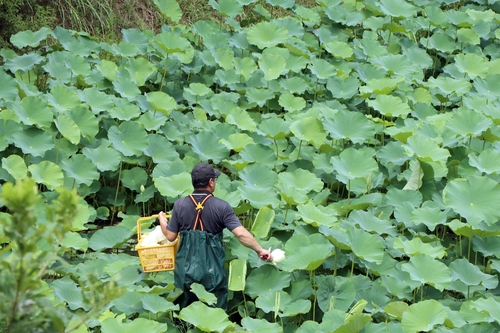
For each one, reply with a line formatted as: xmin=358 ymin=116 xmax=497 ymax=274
xmin=189 ymin=194 xmax=213 ymax=231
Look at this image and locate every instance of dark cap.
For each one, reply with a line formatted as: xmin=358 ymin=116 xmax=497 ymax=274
xmin=191 ymin=162 xmax=221 ymax=181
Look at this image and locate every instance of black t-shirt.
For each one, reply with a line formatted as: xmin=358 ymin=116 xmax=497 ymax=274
xmin=166 ymin=190 xmax=242 ymax=235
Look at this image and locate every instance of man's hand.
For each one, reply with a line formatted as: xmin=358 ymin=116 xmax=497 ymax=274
xmin=259 ymin=248 xmax=273 ymax=262
xmin=158 ymin=211 xmax=168 ymax=230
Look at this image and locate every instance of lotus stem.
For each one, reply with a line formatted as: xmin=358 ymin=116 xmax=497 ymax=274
xmin=111 ymin=159 xmax=123 ymax=225
xmin=242 ymin=292 xmax=249 ymax=317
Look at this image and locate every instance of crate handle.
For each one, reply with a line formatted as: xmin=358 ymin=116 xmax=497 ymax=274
xmin=137 ymin=213 xmax=171 ymax=243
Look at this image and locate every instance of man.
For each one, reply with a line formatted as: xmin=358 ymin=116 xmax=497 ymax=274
xmin=158 ymin=162 xmax=272 ymax=310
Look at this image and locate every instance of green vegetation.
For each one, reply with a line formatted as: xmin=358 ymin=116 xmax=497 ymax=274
xmin=2 ymin=0 xmax=500 ymax=332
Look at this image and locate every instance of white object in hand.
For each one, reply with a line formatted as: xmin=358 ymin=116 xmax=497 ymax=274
xmin=271 ymin=249 xmax=285 ymax=265
xmin=141 ymin=226 xmax=168 ymax=247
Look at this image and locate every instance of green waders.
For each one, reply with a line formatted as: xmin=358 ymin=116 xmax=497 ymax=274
xmin=174 ymin=194 xmax=228 ymax=310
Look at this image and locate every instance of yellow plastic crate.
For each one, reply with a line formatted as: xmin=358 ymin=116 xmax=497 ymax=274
xmin=136 ymin=214 xmax=179 ymax=273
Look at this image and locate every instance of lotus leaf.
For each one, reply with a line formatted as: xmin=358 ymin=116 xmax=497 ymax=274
xmin=401 ymin=299 xmax=447 ymax=333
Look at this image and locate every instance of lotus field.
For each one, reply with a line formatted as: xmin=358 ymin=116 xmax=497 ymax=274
xmin=1 ymin=0 xmax=500 ymax=331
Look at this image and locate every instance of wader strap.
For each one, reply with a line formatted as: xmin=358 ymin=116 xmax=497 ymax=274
xmin=189 ymin=194 xmax=213 ymax=231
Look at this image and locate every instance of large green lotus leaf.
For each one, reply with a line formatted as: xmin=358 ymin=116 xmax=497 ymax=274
xmin=154 ymin=0 xmax=182 ymax=23
xmin=468 ymin=297 xmax=500 ymax=324
xmin=79 ymin=87 xmax=115 ymax=113
xmin=258 ymin=117 xmax=291 ymax=140
xmin=371 ymin=54 xmax=415 ymax=78
xmin=208 ymin=0 xmax=243 ymax=18
xmin=121 ymin=167 xmax=148 ymax=192
xmin=4 ymin=53 xmax=45 ymax=73
xmin=228 ymin=259 xmax=247 ymax=291
xmin=190 ymin=283 xmax=217 ymax=306
xmin=323 ymin=40 xmax=353 ymax=60
xmin=294 ymin=5 xmax=321 ymax=26
xmin=241 ymin=317 xmax=282 ymax=333
xmin=278 ymin=93 xmax=306 ymax=112
xmin=245 ymin=265 xmax=291 ymax=298
xmin=402 ymin=160 xmax=423 ymax=191
xmin=266 ymin=0 xmax=295 ymax=9
xmin=101 ymin=317 xmax=168 ymax=333
xmin=278 ymin=168 xmax=323 ymax=205
xmin=378 ymin=0 xmax=418 ymax=18
xmin=28 ymin=161 xmax=64 ymax=190
xmin=281 ymin=233 xmax=334 ymax=271
xmin=0 ymin=71 xmax=18 ymax=103
xmin=401 ymin=254 xmax=452 ymax=291
xmin=63 ymin=52 xmax=91 ymax=77
xmin=238 ymin=185 xmax=281 ymax=209
xmin=401 ymin=300 xmax=447 ymax=333
xmin=12 ymin=96 xmax=53 ymax=128
xmin=178 ymin=302 xmax=235 ymax=332
xmin=108 ymin=104 xmax=141 ymax=120
xmin=226 ymin=107 xmax=257 ymax=131
xmin=447 ymin=219 xmax=500 ymax=239
xmin=472 ymin=236 xmax=500 ymax=258
xmin=404 ymin=135 xmax=450 ymax=165
xmin=88 ymin=225 xmax=132 ymax=251
xmin=154 ymin=172 xmax=192 ymax=199
xmin=377 ymin=141 xmax=408 ymax=167
xmin=51 ymin=276 xmax=88 ymax=311
xmin=290 ymin=116 xmax=327 ymax=149
xmin=450 ymin=258 xmax=496 ymax=288
xmin=474 ymin=74 xmax=500 ymax=101
xmin=122 ymin=28 xmax=149 ymax=54
xmin=68 ymin=105 xmax=98 ymax=140
xmin=454 ymin=53 xmax=487 ymax=79
xmin=393 ymin=236 xmax=445 ymax=259
xmin=469 ymin=150 xmax=500 ymax=175
xmin=443 ymin=176 xmax=500 ymax=226
xmin=238 ymin=163 xmax=278 ymax=188
xmin=124 ymin=57 xmax=156 ymax=86
xmin=55 ymin=114 xmax=81 ymax=145
xmin=445 ymin=109 xmax=491 ymax=138
xmin=141 ymin=293 xmax=178 ymax=314
xmin=2 ymin=155 xmax=27 ymax=180
xmin=234 ymin=57 xmax=258 ymax=81
xmin=10 ymin=27 xmax=52 ymax=48
xmin=348 ymin=210 xmax=396 ymax=236
xmin=251 ymin=206 xmax=275 ymax=239
xmin=108 ymin=121 xmax=149 ymax=157
xmin=239 ymin=143 xmax=278 ymax=166
xmin=61 ymin=154 xmax=99 ymax=186
xmin=325 ymin=4 xmax=363 ymax=26
xmin=347 ymin=227 xmax=384 ymax=264
xmin=427 ymin=77 xmax=471 ymax=96
xmin=280 ymin=76 xmax=309 ymax=94
xmin=327 ymin=76 xmax=359 ymax=99
xmin=46 ymin=85 xmax=81 ymax=112
xmin=186 ymin=131 xmax=229 ymax=163
xmin=410 ymin=204 xmax=447 ymax=232
xmin=425 ymin=32 xmax=458 ymax=53
xmin=147 ymin=91 xmax=177 ymax=116
xmin=112 ymin=77 xmax=141 ymax=100
xmin=60 ymin=231 xmax=88 ymax=252
xmin=368 ymin=94 xmax=411 ymax=119
xmin=323 ymin=110 xmax=376 ymax=144
xmin=331 ymin=147 xmax=378 ymax=183
xmin=385 ymin=301 xmax=409 ymax=321
xmin=247 ymin=21 xmax=288 ymax=49
xmin=144 ymin=134 xmax=179 ymax=164
xmin=259 ymin=53 xmax=287 ymax=81
xmin=220 ymin=133 xmax=254 ymax=152
xmin=154 ymin=31 xmax=194 ymax=63
xmin=296 ymin=202 xmax=337 ymax=228
xmin=309 ymin=58 xmax=337 ymax=79
xmin=245 ymin=87 xmax=275 ymax=107
xmin=96 ymin=59 xmax=118 ymax=81
xmin=317 ymin=276 xmax=356 ymax=312
xmin=82 ymin=144 xmax=121 ymax=172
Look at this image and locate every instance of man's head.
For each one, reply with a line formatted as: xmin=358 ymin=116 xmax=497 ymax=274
xmin=191 ymin=162 xmax=221 ymax=189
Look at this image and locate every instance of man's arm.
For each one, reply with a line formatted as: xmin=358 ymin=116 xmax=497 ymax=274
xmin=159 ymin=211 xmax=178 ymax=242
xmin=232 ymin=226 xmax=272 ymax=261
